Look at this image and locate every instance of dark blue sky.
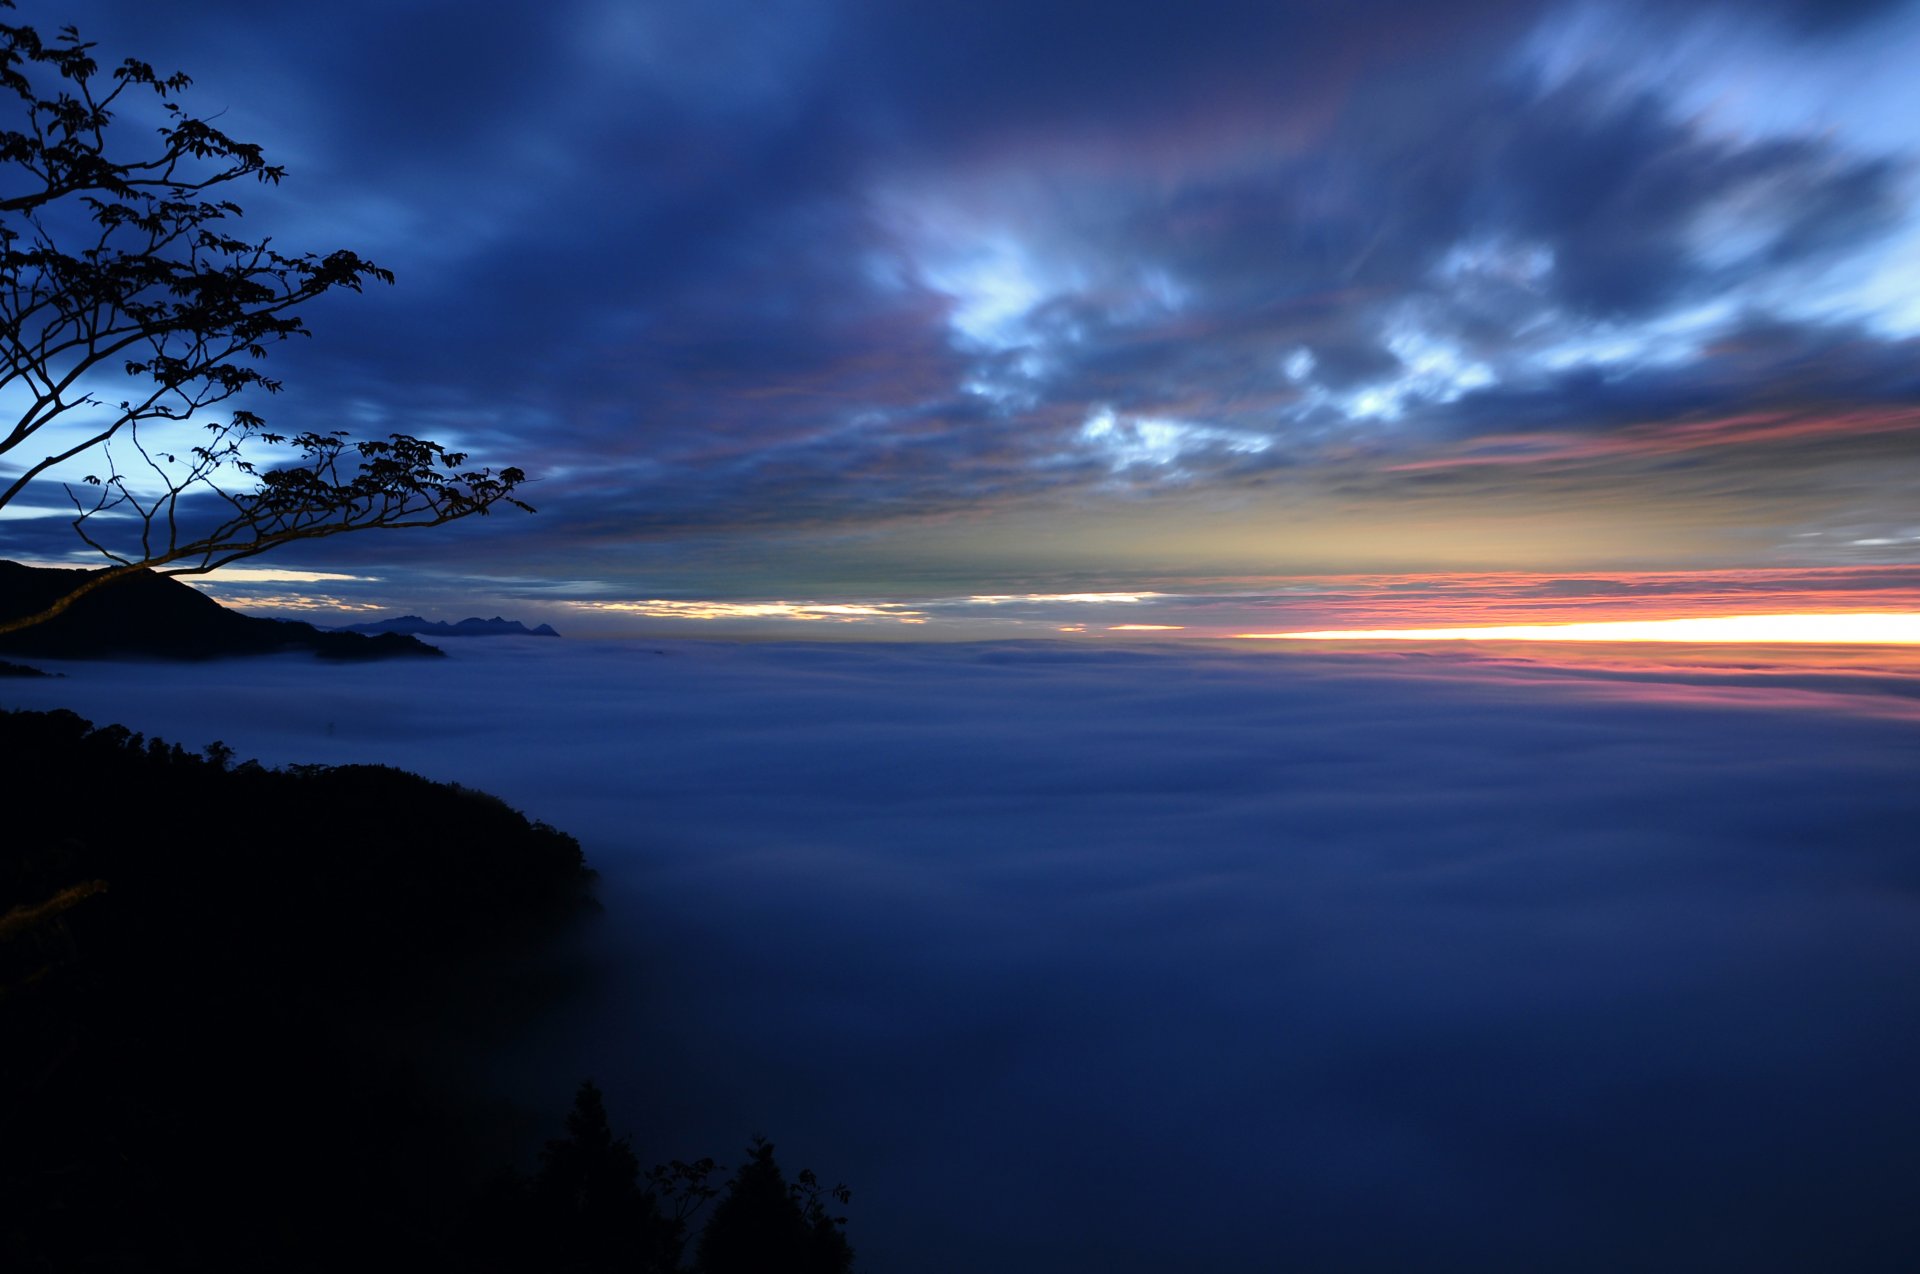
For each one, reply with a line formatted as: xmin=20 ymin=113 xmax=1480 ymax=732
xmin=6 ymin=0 xmax=1920 ymax=630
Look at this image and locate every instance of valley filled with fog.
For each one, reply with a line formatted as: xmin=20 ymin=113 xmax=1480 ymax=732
xmin=10 ymin=639 xmax=1920 ymax=1272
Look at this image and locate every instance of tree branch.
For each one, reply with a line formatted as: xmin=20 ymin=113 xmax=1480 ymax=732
xmin=0 ymin=6 xmax=534 ymax=631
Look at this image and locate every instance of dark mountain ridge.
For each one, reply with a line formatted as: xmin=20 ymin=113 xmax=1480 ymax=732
xmin=338 ymin=614 xmax=560 ymax=638
xmin=0 ymin=561 xmax=440 ymax=661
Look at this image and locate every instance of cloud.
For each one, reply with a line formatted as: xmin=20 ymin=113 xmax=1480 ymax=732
xmin=10 ymin=0 xmax=1920 ymax=596
xmin=8 ymin=639 xmax=1920 ymax=1270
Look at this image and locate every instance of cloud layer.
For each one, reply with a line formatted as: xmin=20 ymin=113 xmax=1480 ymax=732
xmin=9 ymin=640 xmax=1920 ymax=1271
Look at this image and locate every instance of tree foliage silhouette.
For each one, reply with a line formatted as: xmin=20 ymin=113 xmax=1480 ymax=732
xmin=0 ymin=706 xmax=596 ymax=1271
xmin=524 ymin=1081 xmax=685 ymax=1272
xmin=695 ymin=1137 xmax=855 ymax=1274
xmin=0 ymin=2 xmax=530 ymax=634
xmin=471 ymin=1080 xmax=722 ymax=1273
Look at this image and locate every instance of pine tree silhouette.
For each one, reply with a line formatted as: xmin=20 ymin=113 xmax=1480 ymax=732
xmin=695 ymin=1138 xmax=853 ymax=1274
xmin=524 ymin=1081 xmax=681 ymax=1272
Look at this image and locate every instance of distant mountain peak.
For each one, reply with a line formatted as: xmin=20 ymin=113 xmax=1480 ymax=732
xmin=336 ymin=614 xmax=561 ymax=638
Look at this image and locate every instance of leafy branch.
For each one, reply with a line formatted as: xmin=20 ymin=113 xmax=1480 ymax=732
xmin=0 ymin=1 xmax=531 ymax=627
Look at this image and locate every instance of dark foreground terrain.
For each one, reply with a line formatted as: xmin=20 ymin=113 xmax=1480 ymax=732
xmin=0 ymin=708 xmax=852 ymax=1272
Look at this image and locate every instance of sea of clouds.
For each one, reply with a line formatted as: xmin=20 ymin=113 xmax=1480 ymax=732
xmin=8 ymin=639 xmax=1920 ymax=1272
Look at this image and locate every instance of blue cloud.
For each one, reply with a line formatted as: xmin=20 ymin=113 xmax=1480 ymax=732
xmin=9 ymin=0 xmax=1920 ymax=591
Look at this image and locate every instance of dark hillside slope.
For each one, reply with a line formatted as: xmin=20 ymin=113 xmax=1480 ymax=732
xmin=0 ymin=561 xmax=438 ymax=660
xmin=0 ymin=707 xmax=596 ymax=1271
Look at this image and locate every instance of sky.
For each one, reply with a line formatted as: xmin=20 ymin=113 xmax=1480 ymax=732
xmin=11 ymin=9 xmax=1920 ymax=1264
xmin=5 ymin=0 xmax=1920 ymax=636
xmin=8 ymin=637 xmax=1920 ymax=1271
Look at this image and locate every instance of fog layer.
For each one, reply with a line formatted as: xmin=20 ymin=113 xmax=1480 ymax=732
xmin=8 ymin=640 xmax=1920 ymax=1272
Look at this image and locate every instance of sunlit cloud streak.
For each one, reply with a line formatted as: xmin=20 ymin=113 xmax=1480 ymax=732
xmin=191 ymin=592 xmax=391 ymax=614
xmin=545 ymin=566 xmax=1920 ymax=636
xmin=1107 ymin=566 xmax=1920 ymax=637
xmin=1389 ymin=407 xmax=1920 ymax=472
xmin=557 ymin=591 xmax=1166 ymax=630
xmin=569 ymin=599 xmax=929 ymax=624
xmin=189 ymin=567 xmax=372 ymax=584
xmin=963 ymin=592 xmax=1160 ymax=605
xmin=1242 ymin=612 xmax=1920 ymax=644
xmin=193 ymin=565 xmax=1920 ymax=640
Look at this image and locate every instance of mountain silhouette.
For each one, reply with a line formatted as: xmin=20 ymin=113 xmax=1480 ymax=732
xmin=338 ymin=614 xmax=561 ymax=638
xmin=0 ymin=562 xmax=440 ymax=661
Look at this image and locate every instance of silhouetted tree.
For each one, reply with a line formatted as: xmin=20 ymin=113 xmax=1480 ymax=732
xmin=0 ymin=2 xmax=530 ymax=635
xmin=695 ymin=1137 xmax=854 ymax=1274
xmin=480 ymin=1081 xmax=686 ymax=1273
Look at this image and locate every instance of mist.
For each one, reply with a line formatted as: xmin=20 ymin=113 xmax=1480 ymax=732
xmin=8 ymin=639 xmax=1920 ymax=1272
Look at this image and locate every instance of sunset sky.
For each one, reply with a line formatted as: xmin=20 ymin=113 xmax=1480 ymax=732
xmin=6 ymin=0 xmax=1919 ymax=636
xmin=11 ymin=10 xmax=1920 ymax=1264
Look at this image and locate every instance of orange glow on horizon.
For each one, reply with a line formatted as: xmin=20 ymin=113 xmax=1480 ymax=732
xmin=1236 ymin=613 xmax=1920 ymax=645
